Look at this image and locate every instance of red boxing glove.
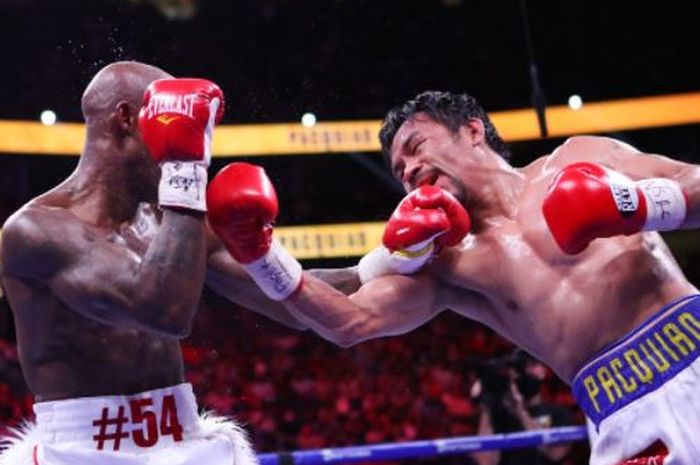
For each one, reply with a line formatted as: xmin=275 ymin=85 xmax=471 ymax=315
xmin=207 ymin=162 xmax=302 ymax=300
xmin=359 ymin=186 xmax=471 ymax=283
xmin=543 ymin=162 xmax=687 ymax=254
xmin=384 ymin=185 xmax=472 ymax=251
xmin=138 ymin=78 xmax=224 ymax=211
xmin=207 ymin=162 xmax=278 ymax=263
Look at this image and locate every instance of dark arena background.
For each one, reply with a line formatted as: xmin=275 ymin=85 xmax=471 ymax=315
xmin=1 ymin=1 xmax=700 ymax=464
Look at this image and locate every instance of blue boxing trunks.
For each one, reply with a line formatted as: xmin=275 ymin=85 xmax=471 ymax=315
xmin=573 ymin=295 xmax=700 ymax=465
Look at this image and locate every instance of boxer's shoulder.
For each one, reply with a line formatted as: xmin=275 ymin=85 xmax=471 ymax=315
xmin=544 ymin=136 xmax=642 ymax=171
xmin=3 ymin=201 xmax=56 ymax=243
xmin=5 ymin=199 xmax=84 ymax=238
xmin=1 ymin=201 xmax=98 ymax=279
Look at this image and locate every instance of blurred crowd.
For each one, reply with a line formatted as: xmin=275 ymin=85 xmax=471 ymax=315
xmin=0 ymin=288 xmax=585 ymax=463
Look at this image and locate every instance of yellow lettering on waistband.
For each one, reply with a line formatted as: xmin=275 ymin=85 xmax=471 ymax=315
xmin=679 ymin=312 xmax=700 ymax=342
xmin=583 ymin=375 xmax=601 ymax=413
xmin=664 ymin=322 xmax=696 ymax=355
xmin=625 ymin=349 xmax=654 ymax=384
xmin=640 ymin=338 xmax=670 ymax=373
xmin=597 ymin=366 xmax=623 ymax=404
xmin=654 ymin=332 xmax=680 ymax=362
xmin=610 ymin=357 xmax=637 ymax=393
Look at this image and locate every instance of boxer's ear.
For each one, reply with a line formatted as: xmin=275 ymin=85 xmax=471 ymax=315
xmin=463 ymin=117 xmax=485 ymax=146
xmin=114 ymin=100 xmax=137 ymax=134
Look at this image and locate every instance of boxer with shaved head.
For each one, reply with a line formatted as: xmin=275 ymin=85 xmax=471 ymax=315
xmin=0 ymin=61 xmax=305 ymax=465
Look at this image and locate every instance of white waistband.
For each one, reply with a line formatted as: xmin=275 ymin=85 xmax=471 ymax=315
xmin=33 ymin=383 xmax=201 ymax=452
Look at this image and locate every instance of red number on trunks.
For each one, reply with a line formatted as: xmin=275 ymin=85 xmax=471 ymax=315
xmin=128 ymin=395 xmax=183 ymax=447
xmin=160 ymin=394 xmax=184 ymax=441
xmin=129 ymin=398 xmax=158 ymax=447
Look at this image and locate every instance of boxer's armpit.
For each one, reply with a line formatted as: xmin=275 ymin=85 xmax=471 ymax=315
xmin=307 ymin=267 xmax=361 ymax=295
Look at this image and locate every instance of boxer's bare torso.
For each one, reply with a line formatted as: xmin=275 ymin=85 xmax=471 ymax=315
xmin=1 ymin=189 xmax=304 ymax=402
xmin=288 ymin=115 xmax=700 ymax=382
xmin=1 ymin=191 xmax=202 ymax=401
xmin=0 ymin=62 xmax=310 ymax=403
xmin=428 ymin=139 xmax=696 ymax=381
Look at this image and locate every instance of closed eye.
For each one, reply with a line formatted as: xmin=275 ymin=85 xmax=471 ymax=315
xmin=413 ymin=139 xmax=426 ymax=154
xmin=402 ymin=132 xmax=425 ymax=156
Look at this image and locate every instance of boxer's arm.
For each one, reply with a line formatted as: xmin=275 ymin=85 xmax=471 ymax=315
xmin=205 ymin=244 xmax=308 ymax=330
xmin=307 ymin=267 xmax=362 ymax=295
xmin=204 ymin=162 xmax=473 ymax=344
xmin=1 ymin=207 xmax=207 ymax=336
xmin=571 ymin=136 xmax=700 ymax=228
xmin=204 ymin=225 xmax=358 ymax=327
xmin=608 ymin=151 xmax=700 ymax=229
xmin=282 ymin=271 xmax=445 ymax=347
xmin=544 ymin=136 xmax=700 ymax=253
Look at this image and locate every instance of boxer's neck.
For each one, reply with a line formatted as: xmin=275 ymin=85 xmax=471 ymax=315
xmin=69 ymin=139 xmax=158 ymax=227
xmin=461 ymin=157 xmax=525 ymax=231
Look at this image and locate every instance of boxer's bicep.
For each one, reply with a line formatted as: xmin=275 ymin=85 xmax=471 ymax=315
xmin=351 ymin=273 xmax=443 ymax=336
xmin=307 ymin=267 xmax=362 ymax=295
xmin=286 ymin=272 xmax=443 ymax=347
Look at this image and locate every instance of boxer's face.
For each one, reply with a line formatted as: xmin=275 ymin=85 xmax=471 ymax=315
xmin=389 ymin=113 xmax=477 ymax=206
xmin=136 ymin=136 xmax=161 ymax=186
xmin=122 ymin=117 xmax=160 ymax=193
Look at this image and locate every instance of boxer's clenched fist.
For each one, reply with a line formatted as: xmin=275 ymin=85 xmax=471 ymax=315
xmin=359 ymin=186 xmax=471 ymax=283
xmin=207 ymin=162 xmax=302 ymax=300
xmin=543 ymin=162 xmax=687 ymax=254
xmin=139 ymin=78 xmax=224 ymax=211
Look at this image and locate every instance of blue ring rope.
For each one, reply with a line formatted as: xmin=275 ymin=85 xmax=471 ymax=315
xmin=258 ymin=425 xmax=588 ymax=465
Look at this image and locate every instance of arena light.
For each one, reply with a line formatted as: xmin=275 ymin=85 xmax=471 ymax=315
xmin=3 ymin=92 xmax=700 ymax=156
xmin=568 ymin=94 xmax=583 ymax=111
xmin=301 ymin=112 xmax=317 ymax=128
xmin=40 ymin=110 xmax=57 ymax=126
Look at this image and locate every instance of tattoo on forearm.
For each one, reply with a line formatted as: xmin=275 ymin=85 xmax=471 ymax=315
xmin=159 ymin=217 xmax=205 ymax=271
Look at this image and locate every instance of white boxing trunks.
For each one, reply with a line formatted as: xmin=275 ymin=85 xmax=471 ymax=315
xmin=0 ymin=383 xmax=258 ymax=465
xmin=573 ymin=295 xmax=700 ymax=465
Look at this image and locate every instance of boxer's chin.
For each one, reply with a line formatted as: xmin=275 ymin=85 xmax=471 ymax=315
xmin=435 ymin=177 xmax=468 ymax=206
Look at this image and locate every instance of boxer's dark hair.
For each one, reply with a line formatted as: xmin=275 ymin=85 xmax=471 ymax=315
xmin=379 ymin=91 xmax=511 ymax=162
